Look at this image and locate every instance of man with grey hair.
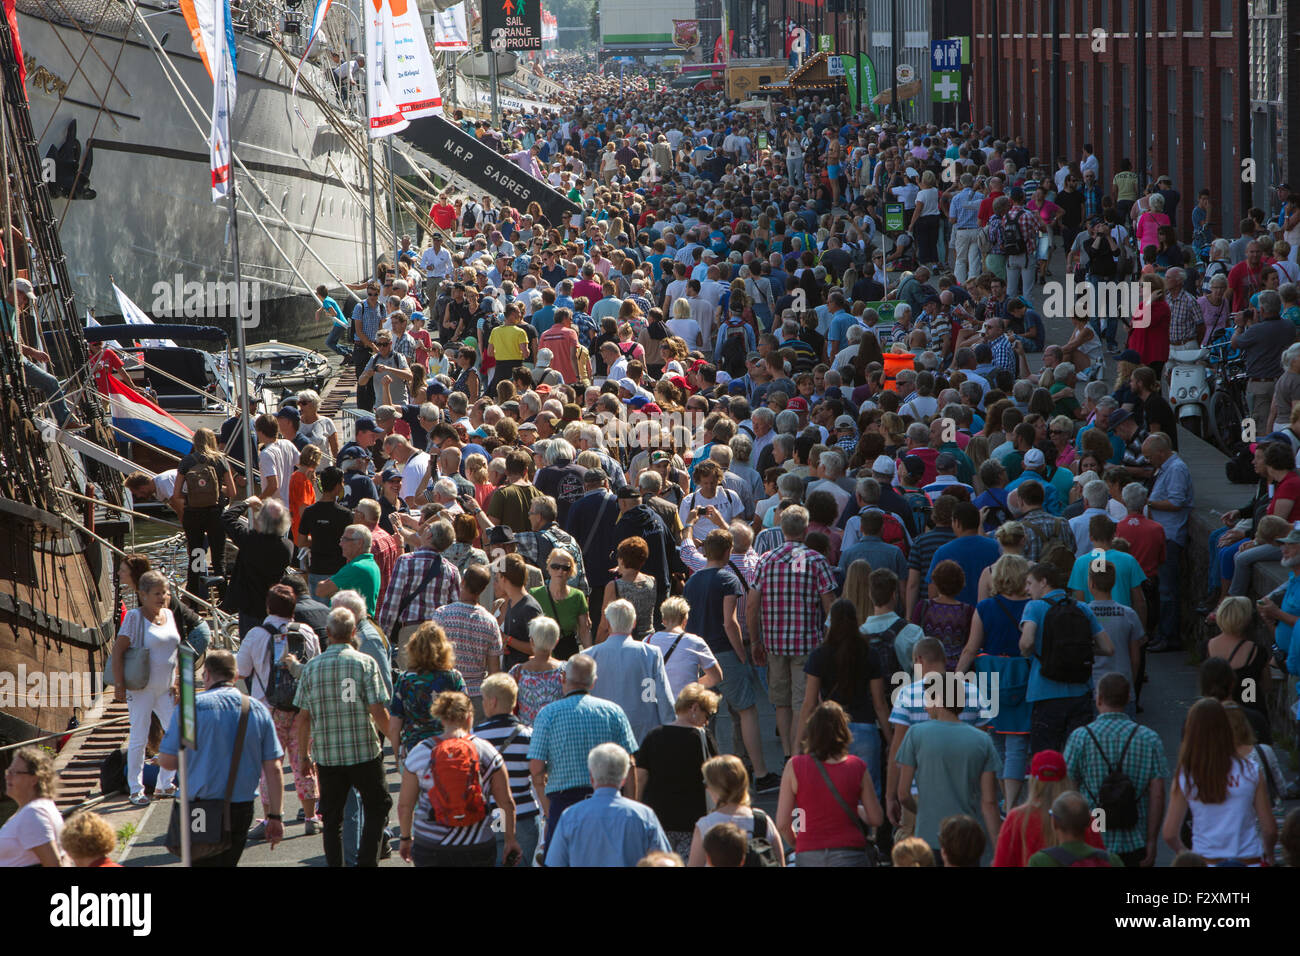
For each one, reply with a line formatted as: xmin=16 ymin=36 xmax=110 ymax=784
xmin=747 ymin=505 xmax=837 ymax=763
xmin=1232 ymin=288 xmax=1293 ymax=426
xmin=292 ymin=604 xmax=393 ymax=867
xmin=545 ymin=743 xmax=670 ymax=867
xmin=516 ymin=494 xmax=588 ymax=591
xmin=587 ymin=599 xmax=674 ymax=744
xmin=710 ymin=444 xmax=756 ymax=519
xmin=1069 ymin=479 xmax=1114 ymax=556
xmin=1163 ymin=267 xmax=1201 ymax=347
xmin=377 ymin=518 xmax=462 ymax=651
xmin=315 ymin=523 xmax=379 ymax=613
xmin=728 ymin=433 xmax=763 ymax=503
xmin=750 ymin=404 xmax=777 ymax=464
xmin=528 ymin=654 xmax=640 ymax=857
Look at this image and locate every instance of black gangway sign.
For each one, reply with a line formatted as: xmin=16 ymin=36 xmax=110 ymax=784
xmin=402 ymin=115 xmax=581 ymax=225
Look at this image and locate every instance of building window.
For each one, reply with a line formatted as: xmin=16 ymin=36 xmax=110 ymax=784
xmin=1100 ymin=64 xmax=1111 ymax=174
xmin=1249 ymin=0 xmax=1282 ymax=103
xmin=1191 ymin=0 xmax=1202 ymax=31
xmin=1081 ymin=0 xmax=1089 ymax=33
xmin=1120 ymin=0 xmax=1130 ymax=33
xmin=1220 ymin=0 xmax=1234 ymax=31
xmin=1082 ymin=62 xmax=1091 ymax=159
xmin=1165 ymin=0 xmax=1177 ymax=31
xmin=1143 ymin=0 xmax=1153 ymax=32
xmin=1121 ymin=65 xmax=1132 ymax=166
xmin=1146 ymin=68 xmax=1154 ymax=181
xmin=1220 ymin=72 xmax=1237 ymax=227
xmin=1191 ymin=68 xmax=1206 ymax=202
xmin=1166 ymin=68 xmax=1178 ymax=183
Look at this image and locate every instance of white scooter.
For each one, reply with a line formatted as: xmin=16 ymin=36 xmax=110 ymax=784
xmin=1164 ymin=347 xmax=1212 ymax=440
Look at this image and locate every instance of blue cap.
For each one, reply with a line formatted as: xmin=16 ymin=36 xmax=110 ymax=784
xmin=355 ymin=417 xmax=384 ymax=434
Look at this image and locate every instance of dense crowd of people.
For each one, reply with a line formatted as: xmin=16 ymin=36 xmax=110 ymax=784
xmin=12 ymin=57 xmax=1300 ymax=871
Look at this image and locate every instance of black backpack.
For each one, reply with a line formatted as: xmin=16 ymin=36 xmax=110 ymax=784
xmin=1000 ymin=214 xmax=1026 ymax=256
xmin=868 ymin=617 xmax=909 ymax=682
xmin=719 ymin=321 xmax=748 ymax=377
xmin=265 ymin=622 xmax=315 ymax=712
xmin=99 ymin=748 xmax=128 ymax=795
xmin=743 ymin=809 xmax=781 ymax=867
xmin=1083 ymin=724 xmax=1141 ymax=831
xmin=1037 ymin=595 xmax=1095 ymax=684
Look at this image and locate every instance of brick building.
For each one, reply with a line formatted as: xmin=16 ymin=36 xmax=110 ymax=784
xmin=970 ymin=0 xmax=1300 ymax=241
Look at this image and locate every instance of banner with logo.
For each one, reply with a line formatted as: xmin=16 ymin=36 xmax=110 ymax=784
xmin=365 ymin=0 xmax=406 ymax=135
xmin=541 ymin=9 xmax=557 ymax=41
xmin=858 ymin=53 xmax=878 ymax=107
xmin=290 ymin=0 xmax=333 ymax=94
xmin=433 ymin=2 xmax=468 ymax=50
xmin=387 ymin=0 xmax=442 ymax=118
xmin=672 ymin=19 xmax=699 ymax=49
xmin=180 ymin=0 xmax=236 ymax=201
xmin=481 ymin=0 xmax=542 ymax=52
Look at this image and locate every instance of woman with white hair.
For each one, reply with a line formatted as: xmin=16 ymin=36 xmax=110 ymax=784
xmin=296 ymin=389 xmax=340 ymax=459
xmin=1198 ymin=271 xmax=1233 ymax=346
xmin=507 ymin=616 xmax=567 ymax=724
xmin=222 ymin=495 xmax=295 ymax=637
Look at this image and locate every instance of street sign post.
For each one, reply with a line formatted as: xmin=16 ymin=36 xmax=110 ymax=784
xmin=896 ymin=62 xmax=914 ymax=84
xmin=931 ymin=38 xmax=961 ymax=72
xmin=931 ymin=71 xmax=961 ymax=103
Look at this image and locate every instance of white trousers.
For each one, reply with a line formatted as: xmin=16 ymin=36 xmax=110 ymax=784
xmin=126 ymin=685 xmax=177 ymax=795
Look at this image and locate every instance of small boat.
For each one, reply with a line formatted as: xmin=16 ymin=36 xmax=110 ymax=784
xmin=242 ymin=341 xmax=332 ymax=398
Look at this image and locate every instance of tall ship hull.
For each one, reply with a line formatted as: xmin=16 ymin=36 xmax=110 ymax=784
xmin=17 ymin=0 xmax=377 ymax=342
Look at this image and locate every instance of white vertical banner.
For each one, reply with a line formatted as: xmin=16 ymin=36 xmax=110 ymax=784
xmin=180 ymin=0 xmax=237 ymax=201
xmin=387 ymin=0 xmax=443 ymax=120
xmin=366 ymin=0 xmax=408 ymax=137
xmin=434 ymin=3 xmax=469 ymax=50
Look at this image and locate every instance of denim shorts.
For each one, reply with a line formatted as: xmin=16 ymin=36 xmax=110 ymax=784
xmin=713 ymin=650 xmax=757 ymax=711
xmin=847 ymin=722 xmax=883 ymax=799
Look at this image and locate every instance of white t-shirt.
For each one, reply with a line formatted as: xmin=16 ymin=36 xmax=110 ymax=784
xmin=259 ymin=438 xmax=300 ymax=506
xmin=680 ymin=486 xmax=745 ymax=541
xmin=914 ymin=187 xmax=941 ymax=217
xmin=402 ymin=452 xmax=430 ymax=502
xmin=0 ymin=798 xmax=63 ymax=866
xmin=298 ymin=417 xmax=338 ymax=456
xmin=1180 ymin=760 xmax=1264 ymax=862
xmin=899 ymin=395 xmax=939 ymax=421
xmin=696 ymin=806 xmax=760 ymax=838
xmin=666 ymin=317 xmax=703 ymax=346
xmin=646 ymin=630 xmax=719 ymax=699
xmin=120 ymin=606 xmax=181 ymax=690
xmin=153 ymin=469 xmax=178 ymax=502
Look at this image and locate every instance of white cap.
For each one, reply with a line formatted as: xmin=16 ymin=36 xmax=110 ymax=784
xmin=1023 ymin=448 xmax=1046 ymax=469
xmin=872 ymin=455 xmax=896 ymax=477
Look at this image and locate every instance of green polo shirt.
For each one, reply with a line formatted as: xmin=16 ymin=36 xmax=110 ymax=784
xmin=331 ymin=552 xmax=381 ymax=616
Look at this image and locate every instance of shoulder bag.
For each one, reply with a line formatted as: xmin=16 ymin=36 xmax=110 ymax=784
xmin=165 ymin=692 xmax=251 ymax=860
xmin=811 ymin=757 xmax=879 ymax=865
xmin=102 ymin=608 xmax=152 ymax=690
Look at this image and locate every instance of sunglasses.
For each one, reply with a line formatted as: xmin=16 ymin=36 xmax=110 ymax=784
xmin=549 ymin=564 xmax=570 ymax=571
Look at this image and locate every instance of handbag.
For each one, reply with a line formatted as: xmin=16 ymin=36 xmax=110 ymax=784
xmin=165 ymin=692 xmax=251 ymax=860
xmin=102 ymin=608 xmax=152 ymax=690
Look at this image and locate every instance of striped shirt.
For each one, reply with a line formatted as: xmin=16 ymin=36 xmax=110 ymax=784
xmin=431 ymin=602 xmax=502 ymax=696
xmin=376 ymin=548 xmax=462 ymax=636
xmin=889 ymin=676 xmax=992 ymax=726
xmin=907 ymin=527 xmax=955 ymax=586
xmin=528 ymin=691 xmax=638 ymax=794
xmin=404 ymin=734 xmax=504 ymax=847
xmin=293 ymin=644 xmax=387 ymax=767
xmin=473 ymin=715 xmax=540 ymax=819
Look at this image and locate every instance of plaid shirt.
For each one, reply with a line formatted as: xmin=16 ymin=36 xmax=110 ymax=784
xmin=370 ymin=525 xmax=404 ymax=606
xmin=293 ymin=644 xmax=387 ymax=766
xmin=350 ymin=301 xmax=383 ymax=341
xmin=430 ymin=601 xmax=502 ymax=696
xmin=1019 ymin=508 xmax=1074 ymax=562
xmin=1082 ymin=183 xmax=1102 ymax=219
xmin=990 ymin=332 xmax=1016 ymax=374
xmin=376 ymin=548 xmax=462 ymax=635
xmin=527 ymin=690 xmax=639 ymax=793
xmin=391 ymin=331 xmax=418 ymax=362
xmin=1167 ymin=290 xmax=1200 ymax=345
xmin=752 ymin=541 xmax=836 ymax=656
xmin=1064 ymin=713 xmax=1169 ymax=854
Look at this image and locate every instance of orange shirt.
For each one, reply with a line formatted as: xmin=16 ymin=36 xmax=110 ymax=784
xmin=289 ymin=470 xmax=316 ymax=535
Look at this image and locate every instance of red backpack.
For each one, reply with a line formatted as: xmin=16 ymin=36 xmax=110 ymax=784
xmin=427 ymin=736 xmax=487 ymax=827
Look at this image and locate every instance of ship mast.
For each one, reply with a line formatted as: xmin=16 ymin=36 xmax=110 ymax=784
xmin=225 ymin=29 xmax=255 ymax=481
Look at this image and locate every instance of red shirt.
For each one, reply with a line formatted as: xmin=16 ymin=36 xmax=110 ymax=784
xmin=1228 ymin=260 xmax=1265 ymax=312
xmin=370 ymin=525 xmax=402 ymax=605
xmin=1268 ymin=471 xmax=1300 ymax=516
xmin=573 ymin=279 xmax=603 ymax=305
xmin=790 ymin=754 xmax=868 ymax=852
xmin=977 ymin=190 xmax=1005 ymax=226
xmin=994 ymin=804 xmax=1105 ymax=867
xmin=430 ymin=203 xmax=457 ymax=231
xmin=90 ymin=346 xmax=126 ymax=393
xmin=897 ymin=446 xmax=940 ymax=486
xmin=1115 ymin=513 xmax=1167 ymax=578
xmin=539 ymin=325 xmax=579 ymax=383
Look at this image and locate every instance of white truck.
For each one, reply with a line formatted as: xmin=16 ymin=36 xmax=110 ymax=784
xmin=598 ymin=0 xmax=700 ymax=61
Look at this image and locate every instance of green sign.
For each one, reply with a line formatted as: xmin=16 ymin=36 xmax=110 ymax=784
xmin=819 ymin=34 xmax=832 ymax=53
xmin=757 ymin=133 xmax=768 ymax=150
xmin=179 ymin=645 xmax=196 ymax=751
xmin=884 ymin=203 xmax=905 ymax=232
xmin=931 ymin=71 xmax=961 ymax=103
xmin=648 ymin=77 xmax=657 ymax=91
xmin=859 ymin=53 xmax=878 ymax=107
xmin=959 ymin=36 xmax=971 ymax=65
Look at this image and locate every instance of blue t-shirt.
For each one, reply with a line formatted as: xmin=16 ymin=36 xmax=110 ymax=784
xmin=975 ymin=595 xmax=1030 ymax=657
xmin=928 ymin=535 xmax=1001 ymax=608
xmin=683 ymin=566 xmax=745 ymax=655
xmin=322 ymin=296 xmax=348 ymax=329
xmin=1022 ymin=589 xmax=1103 ymax=702
xmin=532 ymin=304 xmax=557 ymax=335
xmin=1067 ymin=549 xmax=1147 ymax=608
xmin=1006 ymin=473 xmax=1062 ymax=515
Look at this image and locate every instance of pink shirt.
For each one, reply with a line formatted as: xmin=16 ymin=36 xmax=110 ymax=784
xmin=1136 ymin=211 xmax=1170 ymax=251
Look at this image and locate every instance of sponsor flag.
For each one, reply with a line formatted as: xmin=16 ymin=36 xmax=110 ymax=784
xmin=102 ymin=372 xmax=194 ymax=456
xmin=433 ymin=2 xmax=468 ymax=50
xmin=365 ymin=0 xmax=407 ymax=135
xmin=180 ymin=0 xmax=237 ymax=202
xmin=291 ymin=0 xmax=334 ymax=94
xmin=672 ymin=19 xmax=699 ymax=49
xmin=2 ymin=0 xmax=25 ymax=98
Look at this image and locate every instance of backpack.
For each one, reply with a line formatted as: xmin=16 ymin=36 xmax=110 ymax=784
xmin=426 ymin=736 xmax=488 ymax=827
xmin=1041 ymin=845 xmax=1113 ymax=867
xmin=742 ymin=809 xmax=781 ymax=867
xmin=868 ymin=617 xmax=909 ymax=681
xmin=1038 ymin=595 xmax=1095 ymax=684
xmin=719 ymin=320 xmax=748 ymax=377
xmin=265 ymin=622 xmax=315 ymax=712
xmin=898 ymin=488 xmax=933 ymax=533
xmin=999 ymin=213 xmax=1026 ymax=256
xmin=99 ymin=747 xmax=128 ymax=795
xmin=1083 ymin=724 xmax=1141 ymax=831
xmin=183 ymin=459 xmax=222 ymax=508
xmin=461 ymin=202 xmax=480 ymax=231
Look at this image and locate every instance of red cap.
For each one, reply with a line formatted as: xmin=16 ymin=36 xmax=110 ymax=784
xmin=1030 ymin=750 xmax=1067 ymax=782
xmin=667 ymin=374 xmax=692 ymax=393
xmin=689 ymin=358 xmax=708 ymax=372
xmin=787 ymin=396 xmax=809 ymax=411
